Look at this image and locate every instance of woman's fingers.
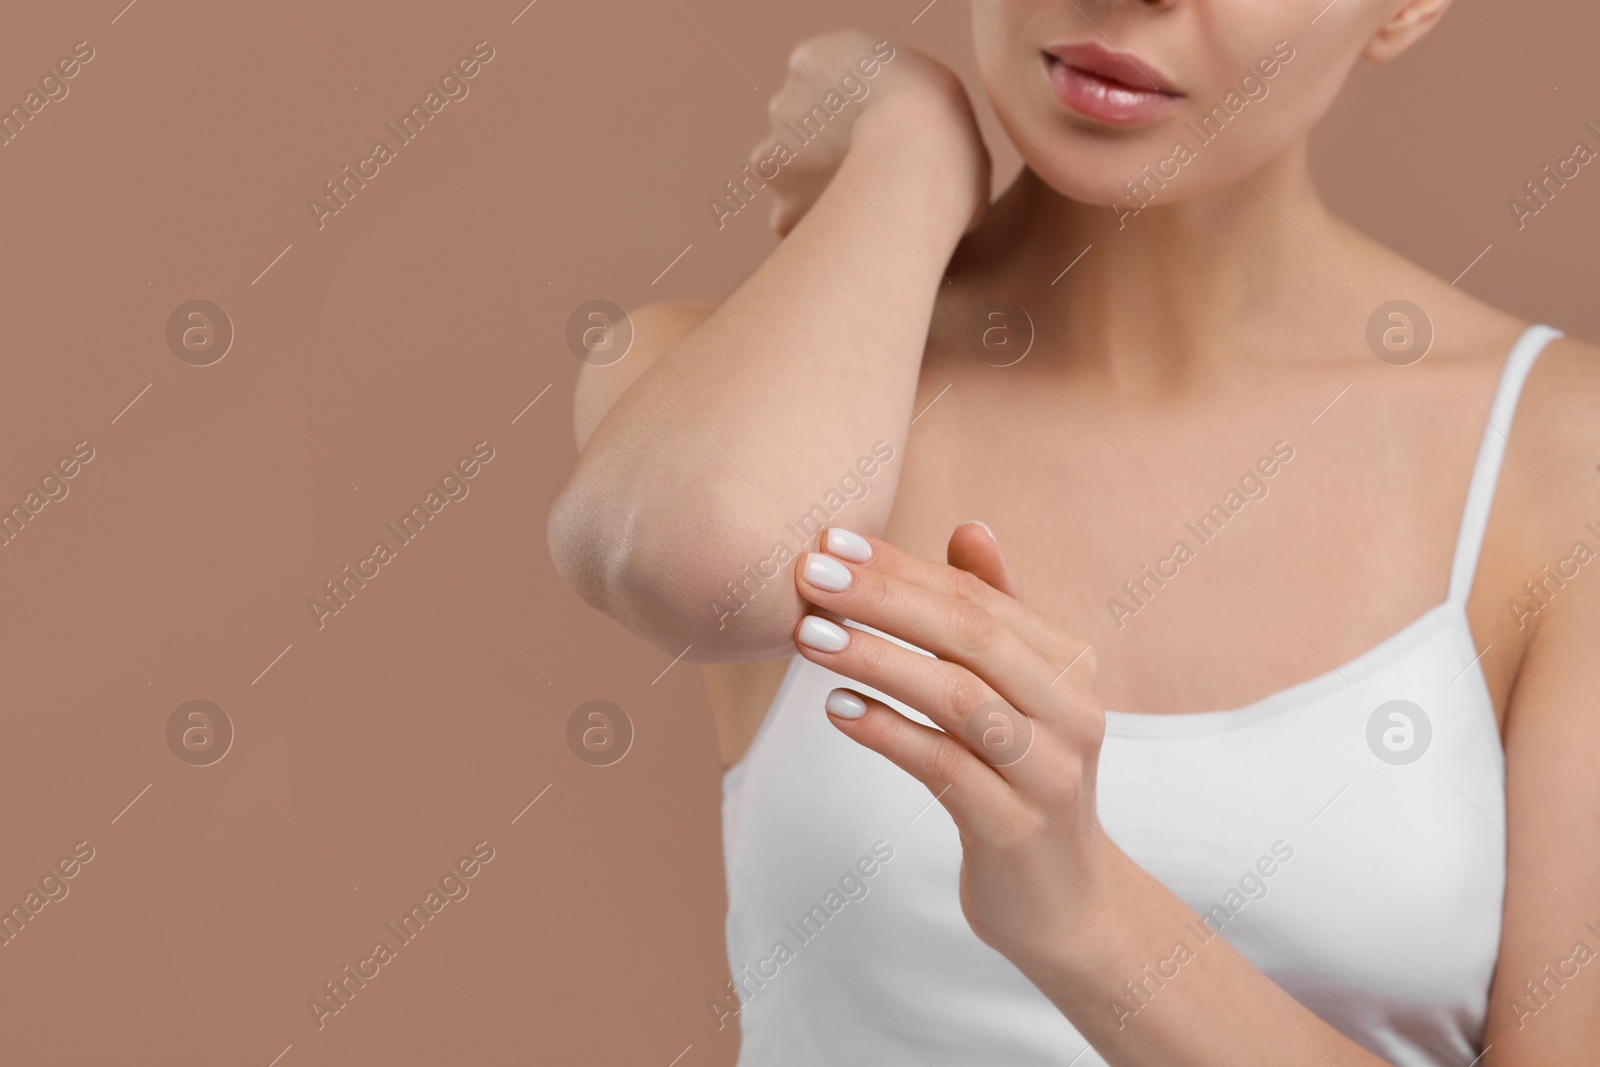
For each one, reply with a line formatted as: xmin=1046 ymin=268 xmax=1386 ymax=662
xmin=821 ymin=526 xmax=1093 ymax=689
xmin=796 ymin=539 xmax=1088 ymax=716
xmin=822 ymin=687 xmax=1016 ymax=837
xmin=793 ymin=615 xmax=1043 ymax=775
xmin=946 ymin=521 xmax=1021 ymax=601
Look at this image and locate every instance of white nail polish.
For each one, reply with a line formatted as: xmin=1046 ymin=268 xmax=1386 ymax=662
xmin=797 ymin=615 xmax=850 ymax=653
xmin=824 ymin=528 xmax=872 ymax=563
xmin=802 ymin=552 xmax=852 ymax=592
xmin=959 ymin=520 xmax=997 ymax=543
xmin=825 ymin=689 xmax=868 ymax=719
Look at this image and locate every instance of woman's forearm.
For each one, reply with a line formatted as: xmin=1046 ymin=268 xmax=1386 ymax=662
xmin=1019 ymin=845 xmax=1389 ymax=1066
xmin=551 ymin=97 xmax=979 ymax=660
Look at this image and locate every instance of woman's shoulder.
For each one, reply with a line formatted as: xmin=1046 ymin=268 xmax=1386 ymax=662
xmin=1351 ymin=234 xmax=1597 ymax=592
xmin=1418 ymin=276 xmax=1600 ymax=543
xmin=1513 ymin=327 xmax=1600 ymax=495
xmin=1358 ymin=247 xmax=1594 ymax=437
xmin=1472 ymin=315 xmax=1600 ymax=657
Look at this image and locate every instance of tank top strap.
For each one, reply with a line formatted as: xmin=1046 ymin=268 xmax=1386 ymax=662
xmin=1446 ymin=324 xmax=1565 ymax=606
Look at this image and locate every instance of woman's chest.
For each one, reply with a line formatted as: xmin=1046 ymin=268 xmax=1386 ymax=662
xmin=723 ymin=642 xmax=1506 ymax=1066
xmin=875 ymin=358 xmax=1486 ymax=716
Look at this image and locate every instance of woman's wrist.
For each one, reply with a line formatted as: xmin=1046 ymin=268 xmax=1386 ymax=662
xmin=846 ymin=88 xmax=988 ymax=243
xmin=1007 ymin=834 xmax=1179 ymax=995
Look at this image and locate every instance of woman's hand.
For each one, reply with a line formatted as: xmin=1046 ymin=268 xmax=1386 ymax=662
xmin=752 ymin=30 xmax=990 ymax=238
xmin=789 ymin=523 xmax=1129 ymax=977
xmin=789 ymin=528 xmax=1445 ymax=1066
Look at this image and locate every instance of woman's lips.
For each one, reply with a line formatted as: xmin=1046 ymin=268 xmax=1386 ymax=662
xmin=1043 ymin=52 xmax=1185 ymax=127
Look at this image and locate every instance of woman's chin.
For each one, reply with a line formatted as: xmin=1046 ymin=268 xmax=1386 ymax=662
xmin=1013 ymin=135 xmax=1256 ymax=219
xmin=1015 ymin=156 xmax=1163 ymax=212
xmin=996 ymin=123 xmax=1173 ymax=206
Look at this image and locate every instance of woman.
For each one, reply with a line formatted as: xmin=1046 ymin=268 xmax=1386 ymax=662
xmin=550 ymin=2 xmax=1600 ymax=1063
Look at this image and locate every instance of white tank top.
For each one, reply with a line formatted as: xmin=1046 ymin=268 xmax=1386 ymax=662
xmin=719 ymin=324 xmax=1564 ymax=1066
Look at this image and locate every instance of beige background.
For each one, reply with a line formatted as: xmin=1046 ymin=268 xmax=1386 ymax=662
xmin=0 ymin=1 xmax=1593 ymax=1063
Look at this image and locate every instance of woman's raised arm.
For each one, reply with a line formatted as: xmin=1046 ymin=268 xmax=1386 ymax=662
xmin=548 ymin=31 xmax=989 ymax=661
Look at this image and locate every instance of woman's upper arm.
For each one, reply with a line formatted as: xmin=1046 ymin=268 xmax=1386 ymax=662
xmin=1481 ymin=343 xmax=1600 ymax=1064
xmin=1484 ymin=583 xmax=1600 ymax=1062
xmin=571 ymin=298 xmax=721 ymax=449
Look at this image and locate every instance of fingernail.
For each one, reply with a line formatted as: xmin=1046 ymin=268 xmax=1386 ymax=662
xmin=797 ymin=615 xmax=850 ymax=653
xmin=825 ymin=689 xmax=868 ymax=720
xmin=823 ymin=527 xmax=872 ymax=563
xmin=959 ymin=520 xmax=997 ymax=543
xmin=802 ymin=552 xmax=852 ymax=592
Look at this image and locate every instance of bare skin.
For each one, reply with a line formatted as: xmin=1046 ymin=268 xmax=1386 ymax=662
xmin=550 ymin=9 xmax=1600 ymax=1065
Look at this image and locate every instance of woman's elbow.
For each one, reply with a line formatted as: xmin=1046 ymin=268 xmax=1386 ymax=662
xmin=546 ymin=477 xmax=804 ymax=662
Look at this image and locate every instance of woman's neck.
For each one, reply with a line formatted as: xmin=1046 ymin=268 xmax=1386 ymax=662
xmin=949 ymin=139 xmax=1364 ymax=388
